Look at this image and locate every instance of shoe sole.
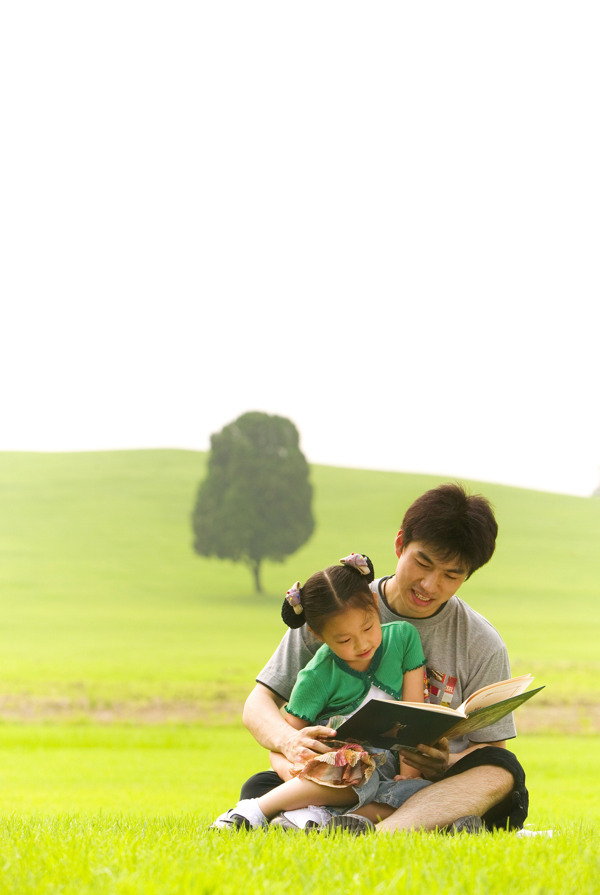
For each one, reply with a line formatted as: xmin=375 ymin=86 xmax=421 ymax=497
xmin=269 ymin=815 xmax=322 ymax=833
xmin=445 ymin=815 xmax=484 ymax=835
xmin=209 ymin=814 xmax=252 ymax=830
xmin=325 ymin=814 xmax=375 ymax=835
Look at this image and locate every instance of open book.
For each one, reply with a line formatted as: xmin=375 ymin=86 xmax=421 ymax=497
xmin=333 ymin=674 xmax=543 ymax=750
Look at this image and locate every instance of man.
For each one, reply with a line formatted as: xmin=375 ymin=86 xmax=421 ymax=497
xmin=236 ymin=483 xmax=528 ymax=832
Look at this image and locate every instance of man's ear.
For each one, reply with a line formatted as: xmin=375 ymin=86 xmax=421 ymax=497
xmin=394 ymin=529 xmax=404 ymax=557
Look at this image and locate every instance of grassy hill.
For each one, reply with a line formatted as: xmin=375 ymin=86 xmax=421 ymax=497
xmin=1 ymin=449 xmax=598 ymax=723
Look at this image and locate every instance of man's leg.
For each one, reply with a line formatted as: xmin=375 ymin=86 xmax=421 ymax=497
xmin=375 ymin=765 xmax=514 ymax=833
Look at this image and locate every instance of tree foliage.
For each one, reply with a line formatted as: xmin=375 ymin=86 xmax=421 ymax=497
xmin=191 ymin=412 xmax=314 ymax=593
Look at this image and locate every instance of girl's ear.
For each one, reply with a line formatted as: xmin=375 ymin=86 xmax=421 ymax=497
xmin=307 ymin=625 xmax=324 ymax=643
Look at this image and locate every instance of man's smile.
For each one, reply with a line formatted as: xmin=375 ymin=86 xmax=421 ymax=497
xmin=411 ymin=588 xmax=435 ymax=607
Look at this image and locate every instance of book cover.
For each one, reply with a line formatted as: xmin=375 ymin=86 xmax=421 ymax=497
xmin=334 ymin=685 xmax=544 ymax=750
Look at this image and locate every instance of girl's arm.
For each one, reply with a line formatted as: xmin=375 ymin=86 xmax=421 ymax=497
xmin=397 ymin=666 xmax=425 ymax=779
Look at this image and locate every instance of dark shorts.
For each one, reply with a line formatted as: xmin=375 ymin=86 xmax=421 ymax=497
xmin=240 ymin=745 xmax=528 ymax=831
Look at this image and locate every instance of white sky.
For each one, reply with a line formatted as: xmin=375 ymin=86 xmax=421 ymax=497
xmin=2 ymin=2 xmax=599 ymax=497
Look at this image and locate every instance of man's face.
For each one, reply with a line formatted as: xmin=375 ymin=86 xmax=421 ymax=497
xmin=393 ymin=536 xmax=469 ymax=618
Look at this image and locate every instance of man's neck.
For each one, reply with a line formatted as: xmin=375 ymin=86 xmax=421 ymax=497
xmin=382 ymin=575 xmax=408 ymax=616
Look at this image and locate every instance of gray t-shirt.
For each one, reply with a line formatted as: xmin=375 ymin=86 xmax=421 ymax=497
xmin=256 ymin=577 xmax=517 ymax=753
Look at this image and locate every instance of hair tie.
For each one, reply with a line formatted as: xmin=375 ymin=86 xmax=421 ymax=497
xmin=285 ymin=581 xmax=303 ymax=615
xmin=340 ymin=553 xmax=370 ymax=576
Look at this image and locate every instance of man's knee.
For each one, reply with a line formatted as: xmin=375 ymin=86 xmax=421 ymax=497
xmin=444 ymin=746 xmax=524 ymax=791
xmin=443 ymin=747 xmax=528 ymax=830
xmin=239 ymin=770 xmax=282 ymax=800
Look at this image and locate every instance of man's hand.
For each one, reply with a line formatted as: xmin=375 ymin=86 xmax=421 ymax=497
xmin=279 ymin=725 xmax=337 ymax=765
xmin=397 ymin=737 xmax=450 ymax=782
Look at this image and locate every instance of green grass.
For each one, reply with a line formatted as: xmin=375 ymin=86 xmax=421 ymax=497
xmin=0 ymin=816 xmax=597 ymax=895
xmin=0 ymin=725 xmax=598 ymax=894
xmin=0 ymin=724 xmax=598 ymax=895
xmin=0 ymin=723 xmax=262 ymax=816
xmin=1 ymin=450 xmax=599 ymax=892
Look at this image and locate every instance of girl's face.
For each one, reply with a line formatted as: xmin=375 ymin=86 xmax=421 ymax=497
xmin=315 ymin=602 xmax=382 ymax=672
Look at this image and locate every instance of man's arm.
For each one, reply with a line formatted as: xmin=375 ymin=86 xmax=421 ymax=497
xmin=242 ymin=683 xmax=337 ymax=764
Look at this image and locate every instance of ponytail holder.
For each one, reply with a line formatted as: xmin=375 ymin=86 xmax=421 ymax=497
xmin=340 ymin=553 xmax=370 ymax=576
xmin=285 ymin=581 xmax=303 ymax=615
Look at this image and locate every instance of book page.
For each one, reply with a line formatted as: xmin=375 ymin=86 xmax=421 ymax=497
xmin=444 ymin=686 xmax=544 ymax=739
xmin=460 ymin=674 xmax=535 ymax=714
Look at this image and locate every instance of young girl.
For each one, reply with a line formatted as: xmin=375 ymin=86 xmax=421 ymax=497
xmin=212 ymin=553 xmax=426 ymax=830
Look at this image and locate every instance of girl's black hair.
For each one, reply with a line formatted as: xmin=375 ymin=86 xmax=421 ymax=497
xmin=281 ymin=554 xmax=376 ymax=634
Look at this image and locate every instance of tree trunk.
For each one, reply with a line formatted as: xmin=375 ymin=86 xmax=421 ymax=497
xmin=251 ymin=559 xmax=262 ymax=594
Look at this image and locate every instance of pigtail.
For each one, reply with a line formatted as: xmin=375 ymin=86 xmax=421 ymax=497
xmin=281 ymin=597 xmax=306 ymax=629
xmin=281 ymin=581 xmax=306 ymax=629
xmin=339 ymin=552 xmax=375 ymax=584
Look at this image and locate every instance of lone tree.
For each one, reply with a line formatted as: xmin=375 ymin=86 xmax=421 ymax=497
xmin=192 ymin=411 xmax=314 ymax=593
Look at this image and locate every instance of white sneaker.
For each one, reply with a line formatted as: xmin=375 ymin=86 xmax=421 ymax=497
xmin=209 ymin=799 xmax=268 ymax=830
xmin=209 ymin=808 xmax=251 ymax=830
xmin=269 ymin=806 xmax=332 ymax=831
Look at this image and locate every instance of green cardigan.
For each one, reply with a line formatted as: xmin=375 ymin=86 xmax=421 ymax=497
xmin=285 ymin=621 xmax=426 ymax=726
